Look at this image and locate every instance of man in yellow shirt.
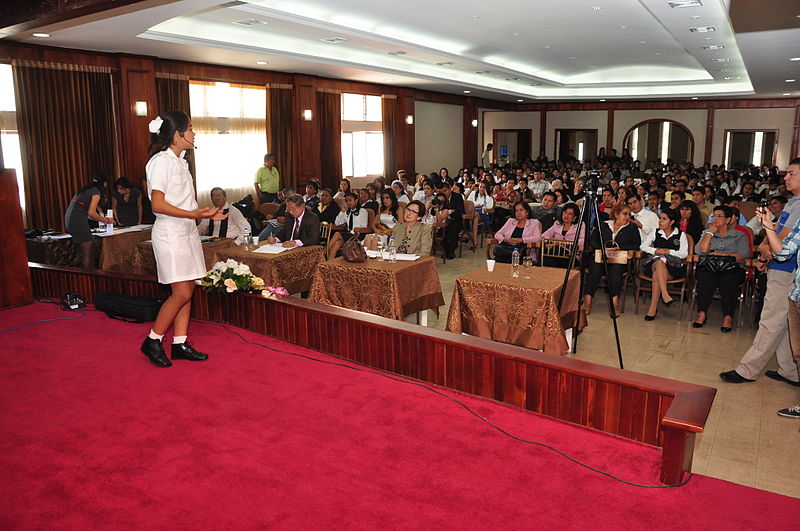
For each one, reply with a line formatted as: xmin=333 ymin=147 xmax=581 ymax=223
xmin=254 ymin=153 xmax=280 ymax=203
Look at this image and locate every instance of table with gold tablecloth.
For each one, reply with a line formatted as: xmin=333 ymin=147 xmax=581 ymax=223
xmin=309 ymin=256 xmax=445 ymax=320
xmin=97 ymin=227 xmax=154 ymax=272
xmin=446 ymin=264 xmax=585 ymax=355
xmin=133 ymin=239 xmax=323 ymax=294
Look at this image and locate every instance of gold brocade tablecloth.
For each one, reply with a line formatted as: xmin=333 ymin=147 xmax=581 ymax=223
xmin=309 ymin=256 xmax=445 ymax=320
xmin=98 ymin=229 xmax=154 ymax=272
xmin=132 ymin=239 xmax=322 ymax=294
xmin=446 ymin=264 xmax=585 ymax=355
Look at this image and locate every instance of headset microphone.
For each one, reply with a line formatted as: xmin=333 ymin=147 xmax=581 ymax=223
xmin=179 ymin=131 xmax=197 ymax=149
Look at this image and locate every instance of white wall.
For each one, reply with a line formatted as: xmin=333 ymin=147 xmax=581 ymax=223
xmin=482 ymin=111 xmax=541 ymax=159
xmin=712 ymin=108 xmax=795 ymax=169
xmin=545 ymin=110 xmax=607 ymax=161
xmin=613 ymin=109 xmax=707 ymax=167
xmin=414 ymin=100 xmax=463 ymax=175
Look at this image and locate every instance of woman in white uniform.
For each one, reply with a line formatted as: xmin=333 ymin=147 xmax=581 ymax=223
xmin=140 ymin=110 xmax=227 ymax=368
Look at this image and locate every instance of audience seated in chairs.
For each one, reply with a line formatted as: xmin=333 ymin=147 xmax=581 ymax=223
xmin=391 ymin=200 xmax=433 ymax=256
xmin=257 ymin=187 xmax=294 ymax=241
xmin=530 ymin=191 xmax=560 ymax=232
xmin=303 ymin=181 xmax=321 ymax=210
xmin=197 ymin=187 xmax=251 ymax=243
xmin=374 ymin=189 xmax=405 ymax=239
xmin=678 ymin=199 xmax=705 ymax=245
xmin=437 ymin=180 xmax=465 ymax=260
xmin=391 ymin=179 xmax=411 ymax=204
xmin=492 ymin=201 xmax=542 ymax=264
xmin=639 ymin=208 xmax=689 ymax=321
xmin=266 ymin=194 xmax=320 ymax=248
xmin=316 ymin=188 xmax=339 ymax=225
xmin=540 ymin=203 xmax=585 ymax=267
xmin=584 ymin=203 xmax=642 ymax=317
xmin=692 ymin=205 xmax=751 ymax=332
xmin=333 ymin=178 xmax=351 ymax=209
xmin=327 ymin=192 xmax=371 ymax=259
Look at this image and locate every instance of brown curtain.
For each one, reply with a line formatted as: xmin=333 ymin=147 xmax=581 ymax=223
xmin=317 ymin=90 xmax=342 ymax=190
xmin=382 ymin=96 xmax=397 ymax=178
xmin=13 ymin=61 xmax=117 ymax=231
xmin=266 ymin=86 xmax=295 ymax=191
xmin=155 ymin=74 xmax=195 ymax=180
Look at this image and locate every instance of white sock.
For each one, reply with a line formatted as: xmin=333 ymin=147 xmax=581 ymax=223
xmin=173 ymin=335 xmax=187 ymax=345
xmin=148 ymin=330 xmax=164 ymax=341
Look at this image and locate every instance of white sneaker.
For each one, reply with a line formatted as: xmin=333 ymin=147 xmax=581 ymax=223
xmin=776 ymin=405 xmax=800 ymax=418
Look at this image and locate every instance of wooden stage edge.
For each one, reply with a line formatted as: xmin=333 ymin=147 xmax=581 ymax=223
xmin=28 ymin=262 xmax=716 ymax=485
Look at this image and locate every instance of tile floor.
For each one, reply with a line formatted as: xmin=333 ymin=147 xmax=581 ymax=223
xmin=408 ymin=244 xmax=800 ymax=498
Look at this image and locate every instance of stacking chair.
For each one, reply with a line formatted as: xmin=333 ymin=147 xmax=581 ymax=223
xmin=539 ymin=238 xmax=581 ymax=269
xmin=686 ymin=255 xmax=749 ymax=328
xmin=319 ymin=222 xmax=332 ymax=259
xmin=460 ymin=200 xmax=478 ymax=253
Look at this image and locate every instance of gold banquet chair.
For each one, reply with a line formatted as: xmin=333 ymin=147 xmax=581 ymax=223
xmin=539 ymin=238 xmax=581 ymax=268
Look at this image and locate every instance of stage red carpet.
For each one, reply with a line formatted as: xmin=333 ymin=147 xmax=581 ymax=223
xmin=1 ymin=302 xmax=797 ymax=529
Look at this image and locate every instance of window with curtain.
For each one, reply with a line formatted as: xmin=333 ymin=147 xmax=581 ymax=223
xmin=189 ymin=80 xmax=267 ymax=205
xmin=341 ymin=93 xmax=384 ymax=178
xmin=0 ymin=64 xmax=25 ymax=218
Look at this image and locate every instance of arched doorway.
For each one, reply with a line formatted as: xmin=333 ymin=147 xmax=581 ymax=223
xmin=623 ymin=119 xmax=694 ymax=165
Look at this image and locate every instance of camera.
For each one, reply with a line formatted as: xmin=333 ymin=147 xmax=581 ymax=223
xmin=758 ymin=198 xmax=769 ymax=214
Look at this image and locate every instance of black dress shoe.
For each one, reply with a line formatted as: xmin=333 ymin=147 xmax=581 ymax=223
xmin=719 ymin=370 xmax=754 ymax=383
xmin=765 ymin=370 xmax=800 ymax=387
xmin=720 ymin=326 xmax=732 ymax=333
xmin=644 ymin=312 xmax=657 ymax=321
xmin=663 ymin=298 xmax=676 ymax=308
xmin=692 ymin=320 xmax=705 ymax=328
xmin=171 ymin=342 xmax=209 ymax=361
xmin=141 ymin=337 xmax=172 ymax=368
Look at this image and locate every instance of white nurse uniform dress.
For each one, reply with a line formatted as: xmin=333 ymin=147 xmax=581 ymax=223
xmin=146 ymin=149 xmax=207 ymax=284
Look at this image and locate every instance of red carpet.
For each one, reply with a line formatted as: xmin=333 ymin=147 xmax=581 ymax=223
xmin=1 ymin=302 xmax=798 ymax=529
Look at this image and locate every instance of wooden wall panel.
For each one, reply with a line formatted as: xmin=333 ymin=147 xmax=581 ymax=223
xmin=117 ymin=56 xmax=156 ymax=186
xmin=0 ymin=170 xmax=32 ymax=308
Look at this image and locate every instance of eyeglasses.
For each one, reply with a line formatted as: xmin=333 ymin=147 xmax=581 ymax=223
xmin=405 ymin=209 xmax=420 ymax=216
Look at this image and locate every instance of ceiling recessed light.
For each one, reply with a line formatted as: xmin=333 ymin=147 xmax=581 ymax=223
xmin=703 ymin=44 xmax=725 ymax=50
xmin=690 ymin=26 xmax=716 ymax=33
xmin=723 ymin=76 xmax=741 ymax=80
xmin=511 ymin=32 xmax=519 ymax=37
xmin=655 ymin=53 xmax=662 ymax=56
xmin=470 ymin=15 xmax=480 ymax=20
xmin=717 ymin=68 xmax=735 ymax=72
xmin=691 ymin=97 xmax=699 ymax=100
xmin=320 ymin=37 xmax=346 ymax=44
xmin=233 ymin=19 xmax=267 ymax=26
xmin=790 ymin=57 xmax=800 ymax=61
xmin=530 ymin=83 xmax=542 ymax=86
xmin=505 ymin=77 xmax=520 ymax=81
xmin=786 ymin=79 xmax=796 ymax=82
xmin=463 ymin=90 xmax=471 ymax=94
xmin=517 ymin=99 xmax=524 ymax=102
xmin=640 ymin=41 xmax=648 ymax=44
xmin=32 ymin=32 xmax=50 ymax=38
xmin=592 ymin=6 xmax=601 ymax=10
xmin=387 ymin=50 xmax=407 ymax=55
xmin=782 ymin=93 xmax=792 ymax=96
xmin=689 ymin=15 xmax=701 ymax=20
xmin=436 ymin=61 xmax=454 ymax=66
xmin=711 ymin=58 xmax=731 ymax=62
xmin=569 ymin=56 xmax=576 ymax=60
xmin=620 ymin=25 xmax=628 ymax=30
xmin=255 ymin=61 xmax=268 ymax=65
xmin=704 ymin=37 xmax=713 ymax=40
xmin=599 ymin=99 xmax=606 ymax=102
xmin=668 ymin=0 xmax=704 ymax=7
xmin=544 ymin=45 xmax=551 ymax=49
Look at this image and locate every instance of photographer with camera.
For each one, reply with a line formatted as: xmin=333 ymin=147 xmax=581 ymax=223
xmin=432 ymin=180 xmax=464 ymax=259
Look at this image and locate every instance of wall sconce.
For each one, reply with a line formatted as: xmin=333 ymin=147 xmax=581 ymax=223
xmin=302 ymin=109 xmax=313 ymax=121
xmin=471 ymin=119 xmax=478 ymax=127
xmin=405 ymin=114 xmax=414 ymax=125
xmin=134 ymin=101 xmax=148 ymax=117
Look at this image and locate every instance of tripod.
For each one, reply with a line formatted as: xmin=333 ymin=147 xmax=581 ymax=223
xmin=556 ymin=180 xmax=625 ymax=369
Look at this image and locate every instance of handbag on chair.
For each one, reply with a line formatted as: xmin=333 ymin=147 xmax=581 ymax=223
xmin=342 ymin=234 xmax=367 ymax=262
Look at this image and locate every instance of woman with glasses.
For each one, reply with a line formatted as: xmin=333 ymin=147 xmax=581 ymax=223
xmin=391 ymin=200 xmax=433 ymax=256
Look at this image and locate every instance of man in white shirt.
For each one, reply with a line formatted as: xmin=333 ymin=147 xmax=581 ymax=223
xmin=529 ymin=170 xmax=550 ymax=199
xmin=197 ymin=187 xmax=251 ymax=244
xmin=627 ymin=194 xmax=659 ymax=241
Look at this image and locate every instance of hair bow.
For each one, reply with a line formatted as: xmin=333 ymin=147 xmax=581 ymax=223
xmin=148 ymin=117 xmax=163 ymax=134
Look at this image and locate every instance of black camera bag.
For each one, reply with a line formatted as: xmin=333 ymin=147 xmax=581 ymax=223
xmin=95 ymin=293 xmax=162 ymax=323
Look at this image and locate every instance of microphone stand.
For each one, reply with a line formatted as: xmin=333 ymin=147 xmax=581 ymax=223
xmin=556 ymin=179 xmax=625 ymax=369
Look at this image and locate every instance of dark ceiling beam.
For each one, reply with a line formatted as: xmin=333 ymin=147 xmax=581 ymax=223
xmin=0 ymin=0 xmax=154 ymax=37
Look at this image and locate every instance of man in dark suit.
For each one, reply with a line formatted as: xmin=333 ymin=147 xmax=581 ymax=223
xmin=438 ymin=179 xmax=464 ymax=260
xmin=267 ymin=194 xmax=320 ymax=248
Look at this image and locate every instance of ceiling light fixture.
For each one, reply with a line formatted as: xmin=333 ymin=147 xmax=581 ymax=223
xmin=599 ymin=99 xmax=606 ymax=102
xmin=435 ymin=61 xmax=454 ymax=66
xmin=256 ymin=61 xmax=268 ymax=65
xmin=387 ymin=51 xmax=407 ymax=56
xmin=320 ymin=37 xmax=346 ymax=44
xmin=463 ymin=90 xmax=471 ymax=94
xmin=711 ymin=58 xmax=731 ymax=62
xmin=723 ymin=76 xmax=740 ymax=80
xmin=703 ymin=44 xmax=724 ymax=50
xmin=505 ymin=77 xmax=520 ymax=81
xmin=786 ymin=79 xmax=796 ymax=82
xmin=668 ymin=0 xmax=703 ymax=8
xmin=782 ymin=93 xmax=791 ymax=96
xmin=620 ymin=25 xmax=628 ymax=30
xmin=233 ymin=19 xmax=267 ymax=26
xmin=689 ymin=15 xmax=701 ymax=20
xmin=569 ymin=56 xmax=576 ymax=60
xmin=592 ymin=6 xmax=601 ymax=10
xmin=32 ymin=32 xmax=51 ymax=38
xmin=517 ymin=99 xmax=524 ymax=102
xmin=690 ymin=26 xmax=716 ymax=33
xmin=691 ymin=97 xmax=698 ymax=100
xmin=640 ymin=41 xmax=648 ymax=44
xmin=717 ymin=68 xmax=735 ymax=72
xmin=790 ymin=57 xmax=800 ymax=61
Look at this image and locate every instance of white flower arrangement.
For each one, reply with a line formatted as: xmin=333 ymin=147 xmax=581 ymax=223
xmin=199 ymin=259 xmax=285 ymax=298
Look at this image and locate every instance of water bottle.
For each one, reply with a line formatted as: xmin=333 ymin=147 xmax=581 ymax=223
xmin=242 ymin=226 xmax=251 ymax=250
xmin=376 ymin=239 xmax=384 ymax=261
xmin=388 ymin=236 xmax=397 ymax=263
xmin=511 ymin=248 xmax=520 ymax=277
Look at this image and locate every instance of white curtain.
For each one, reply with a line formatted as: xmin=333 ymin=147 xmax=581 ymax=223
xmin=189 ymin=81 xmax=267 ymax=207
